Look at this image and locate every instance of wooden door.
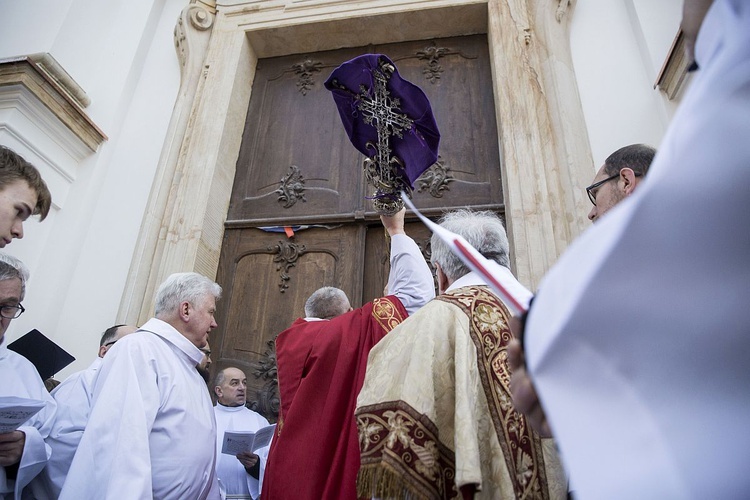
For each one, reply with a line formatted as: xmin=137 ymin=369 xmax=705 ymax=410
xmin=213 ymin=34 xmax=503 ymax=422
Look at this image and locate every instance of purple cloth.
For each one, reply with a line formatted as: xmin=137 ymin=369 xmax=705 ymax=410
xmin=324 ymin=54 xmax=440 ymax=188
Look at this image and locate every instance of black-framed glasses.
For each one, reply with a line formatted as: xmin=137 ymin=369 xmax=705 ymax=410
xmin=0 ymin=303 xmax=25 ymax=320
xmin=103 ymin=340 xmax=118 ymax=347
xmin=586 ymin=174 xmax=620 ymax=206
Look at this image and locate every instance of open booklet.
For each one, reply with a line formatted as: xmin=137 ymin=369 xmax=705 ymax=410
xmin=0 ymin=396 xmax=46 ymax=433
xmin=401 ymin=192 xmax=532 ymax=316
xmin=221 ymin=423 xmax=276 ymax=455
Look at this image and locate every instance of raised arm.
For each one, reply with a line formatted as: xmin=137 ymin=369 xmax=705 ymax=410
xmin=382 ymin=208 xmax=435 ymax=316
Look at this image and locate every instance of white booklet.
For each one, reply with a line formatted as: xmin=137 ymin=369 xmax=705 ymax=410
xmin=221 ymin=424 xmax=276 ymax=455
xmin=0 ymin=396 xmax=46 ymax=433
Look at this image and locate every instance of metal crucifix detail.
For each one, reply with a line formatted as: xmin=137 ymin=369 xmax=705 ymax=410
xmin=325 ymin=54 xmax=440 ymax=215
xmin=357 ymin=62 xmax=414 ymax=214
xmin=330 ymin=60 xmax=414 ymax=214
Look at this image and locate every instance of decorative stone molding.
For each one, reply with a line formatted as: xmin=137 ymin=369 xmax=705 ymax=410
xmin=189 ymin=4 xmax=215 ymax=31
xmin=0 ymin=55 xmax=106 ymax=152
xmin=119 ymin=0 xmax=224 ymax=325
xmin=488 ymin=0 xmax=593 ymax=287
xmin=555 ymin=0 xmax=571 ymax=22
xmin=175 ymin=1 xmax=216 ymax=69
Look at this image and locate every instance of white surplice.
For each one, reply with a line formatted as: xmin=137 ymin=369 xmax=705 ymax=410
xmin=59 ymin=318 xmax=220 ymax=500
xmin=42 ymin=357 xmax=102 ymax=496
xmin=525 ymin=1 xmax=750 ymax=498
xmin=0 ymin=339 xmax=56 ymax=500
xmin=213 ymin=404 xmax=270 ymax=499
xmin=386 ymin=233 xmax=436 ymax=316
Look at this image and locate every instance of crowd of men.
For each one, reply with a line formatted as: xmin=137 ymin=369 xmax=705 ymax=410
xmin=1 ymin=0 xmax=748 ymax=498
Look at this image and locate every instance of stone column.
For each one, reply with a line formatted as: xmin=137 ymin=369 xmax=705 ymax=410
xmin=119 ymin=1 xmax=257 ymax=324
xmin=487 ymin=0 xmax=593 ymax=290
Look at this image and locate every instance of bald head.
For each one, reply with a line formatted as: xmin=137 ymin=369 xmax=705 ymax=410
xmin=214 ymin=366 xmax=247 ymax=407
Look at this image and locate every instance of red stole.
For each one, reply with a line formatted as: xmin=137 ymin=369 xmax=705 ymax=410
xmin=261 ymin=296 xmax=407 ymax=500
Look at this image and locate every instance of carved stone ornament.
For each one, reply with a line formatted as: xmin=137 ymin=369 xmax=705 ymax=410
xmin=247 ymin=339 xmax=280 ymax=423
xmin=174 ymin=17 xmax=188 ymax=67
xmin=415 ymin=42 xmax=451 ymax=84
xmin=275 ymin=165 xmax=307 ymax=208
xmin=173 ymin=2 xmax=215 ymax=69
xmin=556 ymin=0 xmax=572 ymax=22
xmin=416 ymin=157 xmax=454 ymax=198
xmin=189 ymin=5 xmax=213 ymax=31
xmin=292 ymin=58 xmax=323 ymax=96
xmin=268 ymin=240 xmax=307 ymax=293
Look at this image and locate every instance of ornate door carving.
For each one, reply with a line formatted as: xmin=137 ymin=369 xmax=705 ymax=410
xmin=213 ymin=34 xmax=502 ymax=422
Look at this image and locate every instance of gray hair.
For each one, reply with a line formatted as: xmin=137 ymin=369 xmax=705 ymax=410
xmin=0 ymin=253 xmax=30 ymax=300
xmin=430 ymin=209 xmax=510 ymax=282
xmin=304 ymin=287 xmax=350 ymax=319
xmin=153 ymin=272 xmax=222 ymax=318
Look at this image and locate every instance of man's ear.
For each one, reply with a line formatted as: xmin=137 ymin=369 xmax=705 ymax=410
xmin=98 ymin=345 xmax=108 ymax=358
xmin=620 ymin=167 xmax=639 ymax=196
xmin=214 ymin=386 xmax=222 ymax=398
xmin=178 ymin=301 xmax=191 ymax=322
xmin=435 ymin=263 xmax=449 ymax=295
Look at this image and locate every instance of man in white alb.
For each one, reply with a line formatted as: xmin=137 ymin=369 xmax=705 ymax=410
xmin=213 ymin=366 xmax=270 ymax=500
xmin=42 ymin=323 xmax=136 ymax=496
xmin=0 ymin=254 xmax=56 ymax=500
xmin=60 ymin=272 xmax=222 ymax=499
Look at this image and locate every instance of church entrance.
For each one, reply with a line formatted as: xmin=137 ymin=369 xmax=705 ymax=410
xmin=212 ymin=34 xmax=504 ymax=422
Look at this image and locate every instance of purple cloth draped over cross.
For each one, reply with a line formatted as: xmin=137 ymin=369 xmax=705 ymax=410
xmin=324 ymin=54 xmax=440 ymax=191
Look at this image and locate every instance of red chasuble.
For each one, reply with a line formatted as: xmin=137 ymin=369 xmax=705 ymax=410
xmin=261 ymin=296 xmax=407 ymax=500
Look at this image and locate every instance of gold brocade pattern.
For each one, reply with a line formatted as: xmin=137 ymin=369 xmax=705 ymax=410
xmin=357 ymin=401 xmax=459 ymax=499
xmin=372 ymin=297 xmax=406 ymax=332
xmin=437 ymin=287 xmax=550 ymax=499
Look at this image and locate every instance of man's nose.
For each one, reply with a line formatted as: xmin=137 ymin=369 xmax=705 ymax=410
xmin=587 ymin=206 xmax=597 ymax=222
xmin=11 ymin=220 xmax=24 ymax=239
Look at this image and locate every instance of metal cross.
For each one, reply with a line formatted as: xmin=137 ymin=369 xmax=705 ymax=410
xmin=355 ymin=61 xmax=414 ymax=214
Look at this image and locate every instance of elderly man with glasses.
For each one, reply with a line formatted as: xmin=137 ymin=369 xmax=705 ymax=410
xmin=43 ymin=323 xmax=137 ymax=496
xmin=585 ymin=144 xmax=656 ymax=222
xmin=0 ymin=253 xmax=57 ymax=500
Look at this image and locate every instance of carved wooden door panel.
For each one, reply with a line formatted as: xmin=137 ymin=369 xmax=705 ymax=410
xmin=214 ymin=34 xmax=502 ymax=422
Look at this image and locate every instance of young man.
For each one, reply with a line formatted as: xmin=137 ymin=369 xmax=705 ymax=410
xmin=0 ymin=146 xmax=52 ymax=247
